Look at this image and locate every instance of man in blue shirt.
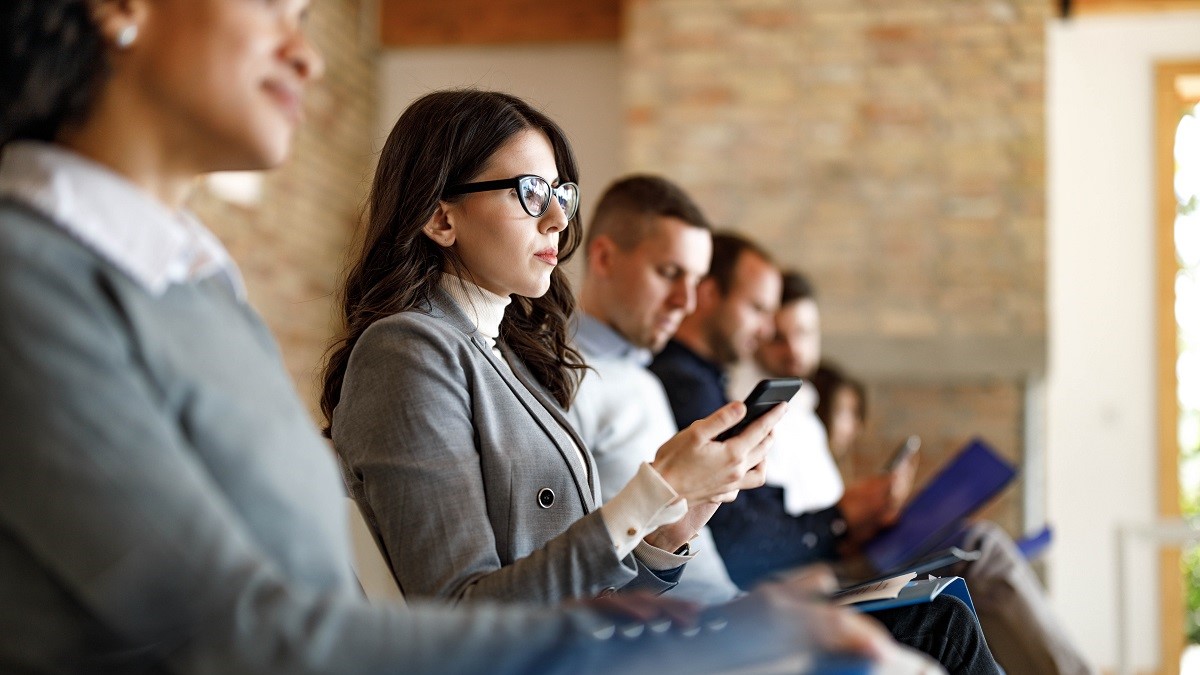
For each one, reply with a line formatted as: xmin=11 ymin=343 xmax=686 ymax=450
xmin=651 ymin=236 xmax=1092 ymax=675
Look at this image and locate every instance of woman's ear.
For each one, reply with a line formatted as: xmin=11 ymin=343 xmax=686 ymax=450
xmin=422 ymin=203 xmax=456 ymax=248
xmin=90 ymin=0 xmax=149 ymax=49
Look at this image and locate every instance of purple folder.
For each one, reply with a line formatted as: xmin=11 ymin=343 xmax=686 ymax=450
xmin=864 ymin=438 xmax=1017 ymax=573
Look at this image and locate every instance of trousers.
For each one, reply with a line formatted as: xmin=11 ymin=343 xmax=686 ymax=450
xmin=951 ymin=522 xmax=1096 ymax=675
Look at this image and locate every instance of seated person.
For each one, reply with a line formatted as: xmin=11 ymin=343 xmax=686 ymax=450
xmin=811 ymin=362 xmax=868 ymax=467
xmin=656 ymin=257 xmax=1095 ymax=675
xmin=611 ymin=231 xmax=998 ymax=673
xmin=0 ymin=3 xmax=923 ymax=672
xmin=570 ymin=174 xmax=740 ymax=605
xmin=324 ymin=90 xmax=776 ymax=606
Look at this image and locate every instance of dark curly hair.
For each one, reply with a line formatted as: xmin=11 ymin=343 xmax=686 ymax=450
xmin=320 ymin=89 xmax=586 ymax=435
xmin=0 ymin=1 xmax=109 ymax=148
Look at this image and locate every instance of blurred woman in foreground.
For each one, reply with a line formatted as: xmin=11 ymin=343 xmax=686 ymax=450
xmin=0 ymin=1 xmax=913 ymax=673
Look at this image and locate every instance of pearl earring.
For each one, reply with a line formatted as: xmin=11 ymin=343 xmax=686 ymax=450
xmin=116 ymin=24 xmax=138 ymax=49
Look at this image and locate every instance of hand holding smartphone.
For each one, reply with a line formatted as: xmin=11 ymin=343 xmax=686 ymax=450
xmin=883 ymin=435 xmax=921 ymax=473
xmin=715 ymin=377 xmax=803 ymax=441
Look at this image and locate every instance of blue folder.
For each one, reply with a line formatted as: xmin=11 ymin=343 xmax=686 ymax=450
xmin=863 ymin=438 xmax=1017 ymax=573
xmin=850 ymin=576 xmax=977 ymax=615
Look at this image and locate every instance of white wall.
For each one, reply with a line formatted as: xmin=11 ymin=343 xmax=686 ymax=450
xmin=1047 ymin=12 xmax=1200 ymax=671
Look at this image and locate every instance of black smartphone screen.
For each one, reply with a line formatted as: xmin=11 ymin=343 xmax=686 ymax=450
xmin=715 ymin=377 xmax=803 ymax=441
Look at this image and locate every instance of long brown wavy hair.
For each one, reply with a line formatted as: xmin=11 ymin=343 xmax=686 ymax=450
xmin=320 ymin=89 xmax=585 ymax=436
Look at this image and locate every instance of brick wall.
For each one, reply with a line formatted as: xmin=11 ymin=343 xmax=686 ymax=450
xmin=625 ymin=0 xmax=1049 ymax=534
xmin=189 ymin=0 xmax=378 ymax=421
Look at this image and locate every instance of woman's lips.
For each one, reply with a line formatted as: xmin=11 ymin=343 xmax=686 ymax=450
xmin=534 ymin=249 xmax=558 ymax=265
xmin=264 ymin=81 xmax=304 ymax=125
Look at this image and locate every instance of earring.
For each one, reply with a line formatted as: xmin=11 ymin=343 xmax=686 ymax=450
xmin=116 ymin=24 xmax=138 ymax=49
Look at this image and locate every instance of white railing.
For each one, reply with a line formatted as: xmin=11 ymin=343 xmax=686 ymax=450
xmin=1115 ymin=518 xmax=1200 ymax=675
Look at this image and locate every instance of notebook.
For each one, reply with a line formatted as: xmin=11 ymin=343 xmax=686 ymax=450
xmin=839 ymin=576 xmax=977 ymax=615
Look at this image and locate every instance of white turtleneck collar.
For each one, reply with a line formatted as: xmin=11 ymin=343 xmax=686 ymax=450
xmin=438 ymin=273 xmax=511 ymax=344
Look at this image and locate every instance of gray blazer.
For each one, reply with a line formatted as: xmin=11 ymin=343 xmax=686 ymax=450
xmin=333 ymin=289 xmax=677 ymax=604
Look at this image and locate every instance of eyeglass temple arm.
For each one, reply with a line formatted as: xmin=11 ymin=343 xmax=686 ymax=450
xmin=442 ymin=177 xmax=520 ymax=197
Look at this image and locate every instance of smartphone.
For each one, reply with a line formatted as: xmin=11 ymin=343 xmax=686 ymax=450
xmin=883 ymin=434 xmax=922 ymax=472
xmin=715 ymin=377 xmax=803 ymax=441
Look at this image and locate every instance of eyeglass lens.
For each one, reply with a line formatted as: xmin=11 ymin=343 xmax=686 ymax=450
xmin=519 ymin=176 xmax=578 ymax=220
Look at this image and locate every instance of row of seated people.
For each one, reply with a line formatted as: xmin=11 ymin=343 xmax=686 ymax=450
xmin=324 ymin=89 xmax=1091 ymax=672
xmin=322 ymin=91 xmax=994 ymax=673
xmin=0 ymin=2 xmax=1088 ymax=671
xmin=567 ymin=183 xmax=1093 ymax=675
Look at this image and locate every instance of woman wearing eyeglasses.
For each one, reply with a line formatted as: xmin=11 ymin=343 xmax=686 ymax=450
xmin=0 ymin=0 xmax=936 ymax=671
xmin=321 ymin=89 xmax=785 ymax=605
xmin=0 ymin=1 xmax=634 ymax=671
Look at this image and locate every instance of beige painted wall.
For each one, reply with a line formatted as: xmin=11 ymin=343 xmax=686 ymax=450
xmin=190 ymin=0 xmax=377 ymax=419
xmin=1048 ymin=11 xmax=1200 ymax=671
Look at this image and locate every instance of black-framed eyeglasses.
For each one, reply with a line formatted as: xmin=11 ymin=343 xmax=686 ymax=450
xmin=443 ymin=174 xmax=580 ymax=221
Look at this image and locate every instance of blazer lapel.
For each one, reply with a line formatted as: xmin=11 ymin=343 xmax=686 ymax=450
xmin=476 ymin=339 xmax=596 ymax=511
xmin=498 ymin=342 xmax=598 ymax=500
xmin=426 ymin=288 xmax=597 ymax=510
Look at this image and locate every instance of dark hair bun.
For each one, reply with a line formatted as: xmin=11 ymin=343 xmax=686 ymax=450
xmin=0 ymin=1 xmax=108 ymax=147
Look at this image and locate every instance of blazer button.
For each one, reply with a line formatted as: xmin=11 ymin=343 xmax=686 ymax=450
xmin=537 ymin=487 xmax=555 ymax=509
xmin=597 ymin=586 xmax=617 ymax=598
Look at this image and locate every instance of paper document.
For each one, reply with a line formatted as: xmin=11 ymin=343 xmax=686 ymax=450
xmin=831 ymin=573 xmax=917 ymax=606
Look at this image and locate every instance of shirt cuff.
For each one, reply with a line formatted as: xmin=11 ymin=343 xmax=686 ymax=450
xmin=632 ymin=537 xmax=696 ymax=571
xmin=598 ymin=462 xmax=689 ymax=560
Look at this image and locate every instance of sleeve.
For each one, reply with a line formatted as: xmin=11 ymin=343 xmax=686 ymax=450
xmin=0 ymin=242 xmax=614 ymax=675
xmin=600 ymin=463 xmax=690 ymax=562
xmin=333 ymin=317 xmax=655 ymax=605
xmin=706 ymin=487 xmax=847 ymax=589
xmin=647 ymin=359 xmax=728 ymax=431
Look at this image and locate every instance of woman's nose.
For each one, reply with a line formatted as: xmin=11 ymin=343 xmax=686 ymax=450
xmin=540 ymin=198 xmax=568 ymax=234
xmin=282 ymin=22 xmax=324 ymax=82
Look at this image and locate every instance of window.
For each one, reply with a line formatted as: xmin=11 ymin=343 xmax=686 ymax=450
xmin=1157 ymin=61 xmax=1200 ymax=675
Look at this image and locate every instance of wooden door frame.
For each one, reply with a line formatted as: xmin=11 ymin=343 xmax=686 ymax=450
xmin=1067 ymin=0 xmax=1200 ymax=15
xmin=1156 ymin=59 xmax=1200 ymax=675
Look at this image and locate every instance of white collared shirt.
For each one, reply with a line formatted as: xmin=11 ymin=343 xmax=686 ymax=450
xmin=728 ymin=361 xmax=846 ymax=515
xmin=0 ymin=141 xmax=245 ymax=299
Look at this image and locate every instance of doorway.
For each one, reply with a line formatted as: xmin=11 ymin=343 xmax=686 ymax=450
xmin=1157 ymin=60 xmax=1200 ymax=675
